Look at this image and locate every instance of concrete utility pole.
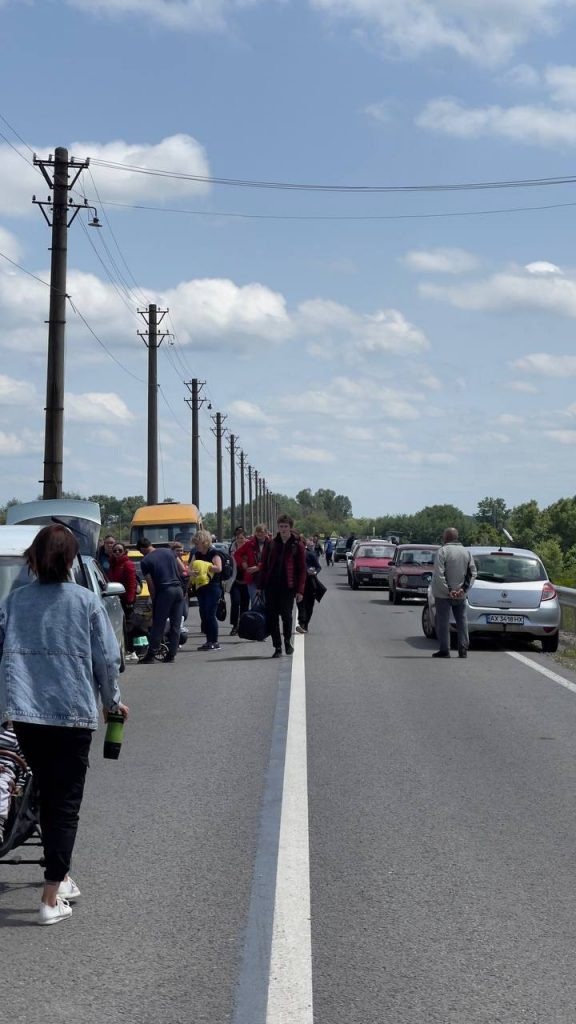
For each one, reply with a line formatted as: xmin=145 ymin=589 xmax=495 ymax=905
xmin=248 ymin=465 xmax=254 ymax=534
xmin=184 ymin=378 xmax=206 ymax=508
xmin=228 ymin=433 xmax=237 ymax=532
xmin=239 ymin=450 xmax=246 ymax=531
xmin=138 ymin=304 xmax=168 ymax=505
xmin=212 ymin=413 xmax=227 ymax=540
xmin=254 ymin=470 xmax=260 ymax=525
xmin=33 ymin=148 xmax=92 ymax=498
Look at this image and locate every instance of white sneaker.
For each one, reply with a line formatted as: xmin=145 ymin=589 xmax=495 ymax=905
xmin=38 ymin=896 xmax=72 ymax=926
xmin=295 ymin=624 xmax=307 ymax=634
xmin=125 ymin=652 xmax=139 ymax=662
xmin=58 ymin=876 xmax=81 ymax=901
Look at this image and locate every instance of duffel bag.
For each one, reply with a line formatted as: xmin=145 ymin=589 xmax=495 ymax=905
xmin=238 ymin=607 xmax=269 ymax=641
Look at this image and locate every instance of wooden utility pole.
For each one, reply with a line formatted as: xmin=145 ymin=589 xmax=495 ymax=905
xmin=239 ymin=450 xmax=246 ymax=531
xmin=248 ymin=465 xmax=254 ymax=534
xmin=185 ymin=378 xmax=206 ymax=507
xmin=228 ymin=433 xmax=236 ymax=532
xmin=212 ymin=413 xmax=227 ymax=540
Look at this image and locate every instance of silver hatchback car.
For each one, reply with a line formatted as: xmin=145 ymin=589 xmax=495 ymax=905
xmin=422 ymin=545 xmax=561 ymax=653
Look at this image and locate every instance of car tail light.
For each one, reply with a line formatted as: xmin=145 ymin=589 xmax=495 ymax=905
xmin=541 ymin=582 xmax=557 ymax=602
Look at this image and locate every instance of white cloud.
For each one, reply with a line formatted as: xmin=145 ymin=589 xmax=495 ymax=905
xmin=525 ymin=261 xmax=562 ymax=275
xmin=279 ymin=376 xmax=424 ymax=423
xmin=418 ymin=372 xmax=442 ymax=390
xmin=0 ymin=226 xmax=22 ymax=262
xmin=280 ymin=445 xmax=336 ymax=463
xmin=498 ymin=414 xmax=524 ymax=424
xmin=545 ymin=429 xmax=576 ymax=444
xmin=343 ymin=425 xmax=375 ymax=441
xmin=404 ymin=450 xmax=457 ymax=465
xmin=67 ymin=0 xmax=268 ymax=31
xmin=310 ymin=0 xmax=569 ymax=65
xmin=403 ymin=247 xmax=479 ymax=274
xmin=298 ymin=298 xmax=429 ymax=355
xmin=545 ymin=64 xmax=576 ymax=104
xmin=164 ymin=278 xmax=291 ymax=346
xmin=65 ymin=392 xmax=136 ymax=423
xmin=364 ymin=100 xmax=394 ymax=123
xmin=417 ymin=97 xmax=576 ymax=147
xmin=502 ymin=63 xmax=541 ymax=88
xmin=508 ymin=380 xmax=539 ymax=393
xmin=227 ymin=400 xmax=275 ymax=424
xmin=0 ymin=374 xmax=35 ymax=405
xmin=0 ymin=135 xmax=210 ymax=217
xmin=0 ymin=429 xmax=42 ymax=456
xmin=513 ymin=353 xmax=576 ymax=376
xmin=420 ymin=264 xmax=576 ymax=317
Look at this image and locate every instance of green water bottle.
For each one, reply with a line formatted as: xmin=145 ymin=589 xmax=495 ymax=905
xmin=103 ymin=708 xmax=125 ymax=760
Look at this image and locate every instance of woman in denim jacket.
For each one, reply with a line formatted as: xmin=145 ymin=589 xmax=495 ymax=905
xmin=0 ymin=525 xmax=129 ymax=926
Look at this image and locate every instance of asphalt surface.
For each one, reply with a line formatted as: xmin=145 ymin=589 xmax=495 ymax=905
xmin=3 ymin=566 xmax=576 ymax=1023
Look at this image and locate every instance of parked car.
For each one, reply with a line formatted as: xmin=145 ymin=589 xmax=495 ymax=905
xmin=348 ymin=543 xmax=396 ymax=589
xmin=421 ymin=545 xmax=561 ymax=653
xmin=334 ymin=539 xmax=348 ymax=563
xmin=0 ymin=522 xmax=127 ymax=670
xmin=5 ymin=500 xmax=127 ymax=669
xmin=388 ymin=544 xmax=439 ymax=604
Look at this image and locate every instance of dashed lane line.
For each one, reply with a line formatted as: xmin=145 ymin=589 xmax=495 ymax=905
xmin=507 ymin=650 xmax=576 ymax=696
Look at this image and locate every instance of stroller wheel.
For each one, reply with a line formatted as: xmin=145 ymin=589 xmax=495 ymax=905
xmin=154 ymin=642 xmax=169 ymax=662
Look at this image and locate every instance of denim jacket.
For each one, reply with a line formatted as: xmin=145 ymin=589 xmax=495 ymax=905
xmin=0 ymin=581 xmax=121 ymax=730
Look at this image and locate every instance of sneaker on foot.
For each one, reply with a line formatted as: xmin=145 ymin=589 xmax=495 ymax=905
xmin=271 ymin=648 xmax=282 ymax=658
xmin=58 ymin=876 xmax=81 ymax=902
xmin=285 ymin=642 xmax=294 ymax=655
xmin=38 ymin=897 xmax=72 ymax=926
xmin=125 ymin=652 xmax=139 ymax=662
xmin=432 ymin=650 xmax=450 ymax=658
xmin=230 ymin=626 xmax=238 ymax=636
xmin=295 ymin=624 xmax=306 ymax=634
xmin=458 ymin=648 xmax=468 ymax=659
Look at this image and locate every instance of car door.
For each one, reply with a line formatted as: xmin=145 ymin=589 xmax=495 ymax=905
xmin=73 ymin=555 xmax=126 ymax=670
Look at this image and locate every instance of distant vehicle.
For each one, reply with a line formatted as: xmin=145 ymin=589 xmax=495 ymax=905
xmin=388 ymin=544 xmax=439 ymax=604
xmin=348 ymin=544 xmax=396 ymax=590
xmin=421 ymin=545 xmax=561 ymax=653
xmin=3 ymin=502 xmax=127 ymax=670
xmin=129 ymin=502 xmax=201 ymax=551
xmin=334 ymin=539 xmax=348 ymax=563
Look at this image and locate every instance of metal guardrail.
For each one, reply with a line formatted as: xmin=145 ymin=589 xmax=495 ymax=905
xmin=557 ymin=586 xmax=576 ymax=610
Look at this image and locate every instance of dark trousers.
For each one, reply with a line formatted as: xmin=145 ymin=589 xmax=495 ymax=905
xmin=298 ymin=580 xmax=316 ymax=628
xmin=266 ymin=587 xmax=295 ymax=649
xmin=435 ymin=596 xmax=469 ymax=653
xmin=230 ymin=582 xmax=249 ymax=627
xmin=197 ymin=584 xmax=220 ymax=644
xmin=13 ymin=722 xmax=92 ymax=883
xmin=150 ymin=584 xmax=183 ymax=657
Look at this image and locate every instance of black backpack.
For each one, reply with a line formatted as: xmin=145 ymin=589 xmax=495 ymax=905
xmin=217 ymin=547 xmax=234 ymax=582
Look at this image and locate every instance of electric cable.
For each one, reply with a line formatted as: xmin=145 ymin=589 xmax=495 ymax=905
xmin=66 ymin=296 xmax=146 ymax=383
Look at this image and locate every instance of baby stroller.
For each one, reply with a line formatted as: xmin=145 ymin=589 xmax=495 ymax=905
xmin=132 ymin=617 xmax=189 ymax=662
xmin=0 ymin=730 xmax=43 ymax=866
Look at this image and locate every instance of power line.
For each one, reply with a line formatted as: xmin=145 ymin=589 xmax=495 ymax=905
xmin=88 ymin=169 xmax=149 ymax=307
xmin=67 ymin=296 xmax=146 ymax=382
xmin=89 ymin=158 xmax=576 ymax=193
xmin=0 ymin=249 xmax=51 ymax=287
xmin=0 ymin=111 xmax=35 ymax=154
xmin=79 ymin=195 xmax=576 ymax=223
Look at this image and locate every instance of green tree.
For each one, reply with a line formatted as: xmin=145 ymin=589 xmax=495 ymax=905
xmin=507 ymin=499 xmax=543 ymax=550
xmin=541 ymin=497 xmax=576 ymax=553
xmin=475 ymin=496 xmax=508 ymax=528
xmin=536 ymin=538 xmax=564 ymax=581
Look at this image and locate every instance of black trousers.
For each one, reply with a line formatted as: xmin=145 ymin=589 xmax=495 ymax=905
xmin=150 ymin=584 xmax=183 ymax=657
xmin=13 ymin=722 xmax=92 ymax=883
xmin=265 ymin=587 xmax=295 ymax=649
xmin=230 ymin=582 xmax=250 ymax=627
xmin=298 ymin=580 xmax=316 ymax=628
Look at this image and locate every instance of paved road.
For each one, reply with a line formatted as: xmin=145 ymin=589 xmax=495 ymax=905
xmin=3 ymin=565 xmax=576 ymax=1023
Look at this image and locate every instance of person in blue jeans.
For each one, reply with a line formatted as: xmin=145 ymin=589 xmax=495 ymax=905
xmin=191 ymin=531 xmax=223 ymax=651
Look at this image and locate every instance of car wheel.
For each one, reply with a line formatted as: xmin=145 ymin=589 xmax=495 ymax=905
xmin=542 ymin=634 xmax=559 ymax=653
xmin=393 ymin=589 xmax=402 ymax=605
xmin=421 ymin=604 xmax=436 ymax=640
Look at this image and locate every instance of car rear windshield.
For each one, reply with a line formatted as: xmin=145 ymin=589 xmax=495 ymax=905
xmin=474 ymin=553 xmax=547 ymax=583
xmin=398 ymin=550 xmax=436 ymax=565
xmin=357 ymin=546 xmax=395 ymax=558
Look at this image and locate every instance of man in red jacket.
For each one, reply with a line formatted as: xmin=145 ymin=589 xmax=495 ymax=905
xmin=258 ymin=514 xmax=306 ymax=658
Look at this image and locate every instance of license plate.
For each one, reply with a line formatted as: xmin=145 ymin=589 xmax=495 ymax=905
xmin=486 ymin=614 xmax=524 ymax=625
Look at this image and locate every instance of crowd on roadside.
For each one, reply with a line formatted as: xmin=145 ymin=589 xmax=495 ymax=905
xmin=96 ymin=518 xmax=335 ymax=663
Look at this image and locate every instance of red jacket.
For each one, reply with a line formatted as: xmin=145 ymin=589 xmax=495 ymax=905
xmin=108 ymin=553 xmax=138 ymax=605
xmin=258 ymin=532 xmax=307 ymax=595
xmin=234 ymin=536 xmax=267 ymax=584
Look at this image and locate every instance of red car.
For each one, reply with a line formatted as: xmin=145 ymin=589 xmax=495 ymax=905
xmin=388 ymin=544 xmax=439 ymax=604
xmin=348 ymin=543 xmax=396 ymax=590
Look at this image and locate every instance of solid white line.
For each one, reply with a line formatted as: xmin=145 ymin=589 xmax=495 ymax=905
xmin=507 ymin=650 xmax=576 ymax=696
xmin=266 ymin=633 xmax=314 ymax=1024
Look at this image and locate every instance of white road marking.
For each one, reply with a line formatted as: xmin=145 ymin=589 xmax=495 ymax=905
xmin=266 ymin=633 xmax=314 ymax=1024
xmin=507 ymin=650 xmax=576 ymax=696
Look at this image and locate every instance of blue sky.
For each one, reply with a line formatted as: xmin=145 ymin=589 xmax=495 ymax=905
xmin=2 ymin=0 xmax=576 ymax=518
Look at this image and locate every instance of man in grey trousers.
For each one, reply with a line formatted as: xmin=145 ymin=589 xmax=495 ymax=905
xmin=431 ymin=528 xmax=477 ymax=659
